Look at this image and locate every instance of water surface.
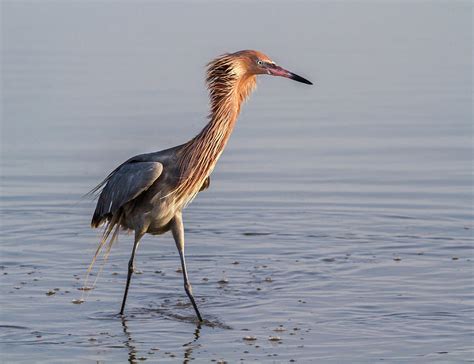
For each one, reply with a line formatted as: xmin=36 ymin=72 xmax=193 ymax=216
xmin=1 ymin=1 xmax=473 ymax=363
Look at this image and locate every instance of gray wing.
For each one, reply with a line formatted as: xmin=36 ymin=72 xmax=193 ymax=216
xmin=91 ymin=161 xmax=163 ymax=228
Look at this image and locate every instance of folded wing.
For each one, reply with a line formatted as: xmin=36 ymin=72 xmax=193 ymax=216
xmin=91 ymin=162 xmax=163 ymax=228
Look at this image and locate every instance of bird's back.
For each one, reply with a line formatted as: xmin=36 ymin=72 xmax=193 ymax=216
xmin=90 ymin=145 xmax=184 ymax=230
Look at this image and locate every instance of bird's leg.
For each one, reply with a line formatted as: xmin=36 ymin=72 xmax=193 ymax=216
xmin=120 ymin=230 xmax=143 ymax=315
xmin=171 ymin=211 xmax=203 ymax=322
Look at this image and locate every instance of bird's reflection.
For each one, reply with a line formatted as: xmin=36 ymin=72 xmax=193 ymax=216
xmin=182 ymin=324 xmax=201 ymax=363
xmin=120 ymin=314 xmax=201 ymax=364
xmin=120 ymin=316 xmax=138 ymax=364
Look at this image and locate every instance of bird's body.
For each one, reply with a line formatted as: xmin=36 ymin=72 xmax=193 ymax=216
xmin=92 ymin=146 xmax=186 ymax=234
xmin=89 ymin=50 xmax=312 ymax=322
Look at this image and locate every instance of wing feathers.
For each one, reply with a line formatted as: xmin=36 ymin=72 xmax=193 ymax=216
xmin=91 ymin=161 xmax=163 ymax=227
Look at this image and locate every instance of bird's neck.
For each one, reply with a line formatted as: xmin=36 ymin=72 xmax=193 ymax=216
xmin=194 ymin=73 xmax=257 ymax=154
xmin=175 ymin=73 xmax=256 ymax=205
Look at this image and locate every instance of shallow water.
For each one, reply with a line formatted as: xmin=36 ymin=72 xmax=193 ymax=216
xmin=1 ymin=1 xmax=473 ymax=363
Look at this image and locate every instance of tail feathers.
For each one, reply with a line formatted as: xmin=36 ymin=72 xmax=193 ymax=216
xmin=81 ymin=213 xmax=122 ymax=301
xmin=91 ymin=212 xmax=110 ymax=229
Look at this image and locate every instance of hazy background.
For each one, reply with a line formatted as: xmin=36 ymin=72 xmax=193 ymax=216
xmin=1 ymin=1 xmax=472 ymax=363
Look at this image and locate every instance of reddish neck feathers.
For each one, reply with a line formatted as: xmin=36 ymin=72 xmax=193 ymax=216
xmin=175 ymin=55 xmax=256 ymax=205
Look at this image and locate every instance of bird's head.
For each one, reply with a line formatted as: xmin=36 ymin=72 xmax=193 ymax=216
xmin=231 ymin=50 xmax=313 ymax=85
xmin=206 ymin=50 xmax=312 ymax=110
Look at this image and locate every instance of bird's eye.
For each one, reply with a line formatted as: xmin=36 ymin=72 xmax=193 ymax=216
xmin=257 ymin=60 xmax=263 ymax=66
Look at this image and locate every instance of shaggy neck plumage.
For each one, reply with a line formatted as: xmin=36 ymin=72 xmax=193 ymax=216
xmin=175 ymin=55 xmax=256 ymax=205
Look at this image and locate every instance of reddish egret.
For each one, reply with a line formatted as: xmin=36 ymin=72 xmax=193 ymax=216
xmin=89 ymin=50 xmax=312 ymax=321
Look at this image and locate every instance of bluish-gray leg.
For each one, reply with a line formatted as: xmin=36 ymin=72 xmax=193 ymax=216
xmin=171 ymin=211 xmax=203 ymax=322
xmin=120 ymin=231 xmax=143 ymax=315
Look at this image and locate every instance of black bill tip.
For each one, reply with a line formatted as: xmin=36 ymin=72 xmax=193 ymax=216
xmin=289 ymin=72 xmax=313 ymax=85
